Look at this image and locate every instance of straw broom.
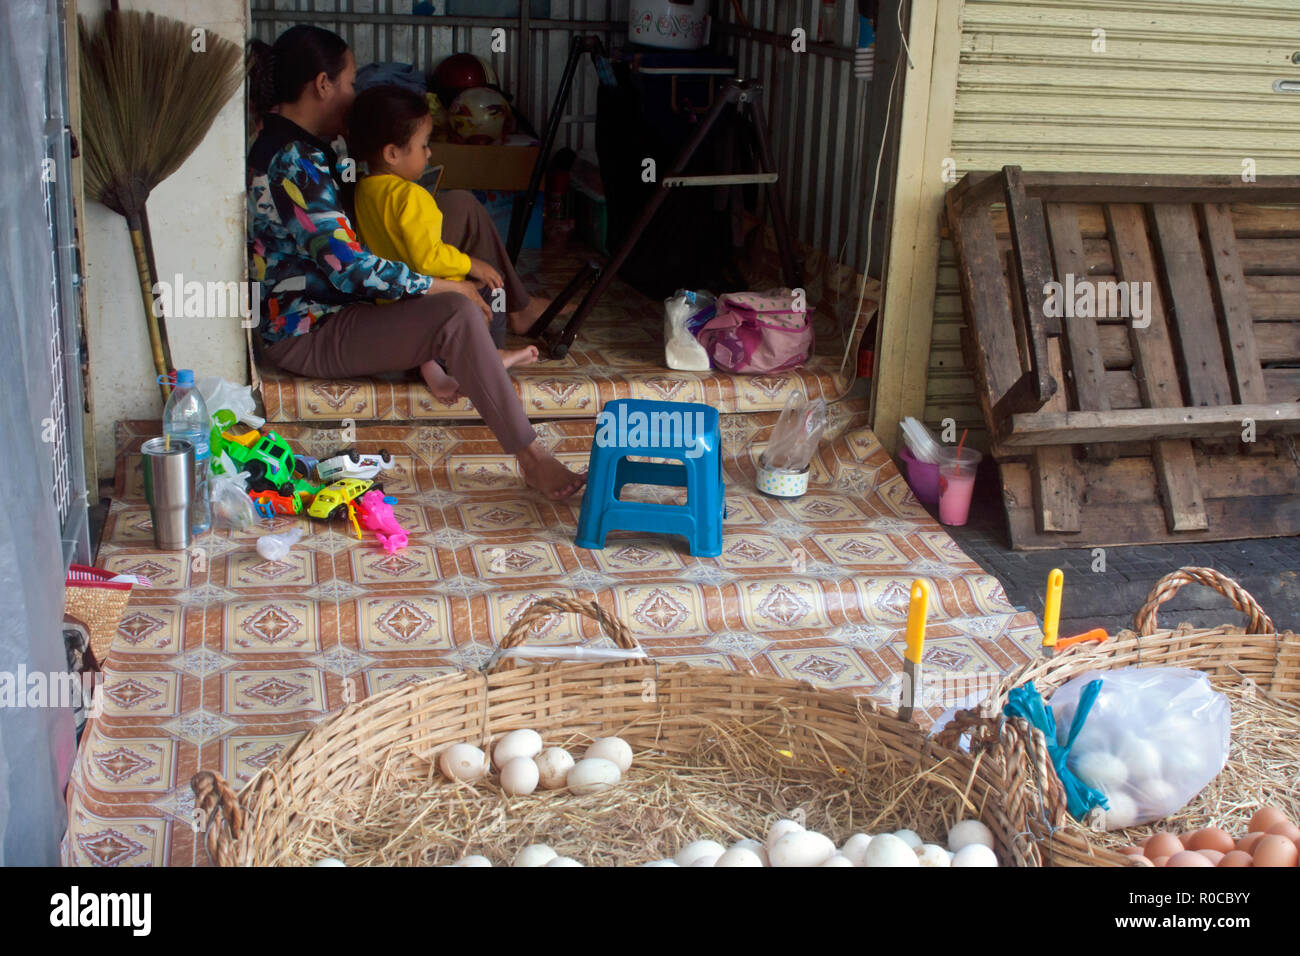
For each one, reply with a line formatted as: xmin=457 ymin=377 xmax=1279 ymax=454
xmin=78 ymin=10 xmax=242 ymax=404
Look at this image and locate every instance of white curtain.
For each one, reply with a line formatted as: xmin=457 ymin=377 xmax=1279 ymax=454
xmin=0 ymin=0 xmax=77 ymax=865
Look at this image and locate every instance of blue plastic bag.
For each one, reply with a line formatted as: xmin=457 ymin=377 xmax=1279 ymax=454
xmin=1004 ymin=679 xmax=1109 ymax=820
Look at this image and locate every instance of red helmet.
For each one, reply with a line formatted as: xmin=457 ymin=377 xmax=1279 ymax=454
xmin=433 ymin=53 xmax=488 ymax=102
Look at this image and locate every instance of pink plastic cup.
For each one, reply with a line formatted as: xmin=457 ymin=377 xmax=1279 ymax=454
xmin=936 ymin=446 xmax=981 ymax=526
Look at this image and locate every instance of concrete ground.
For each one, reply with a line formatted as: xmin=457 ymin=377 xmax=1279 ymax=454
xmin=939 ymin=460 xmax=1300 ymax=639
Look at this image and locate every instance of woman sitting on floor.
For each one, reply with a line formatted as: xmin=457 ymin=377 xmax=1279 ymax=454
xmin=246 ymin=25 xmax=583 ymax=499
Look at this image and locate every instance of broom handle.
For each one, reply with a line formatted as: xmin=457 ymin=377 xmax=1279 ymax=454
xmin=140 ymin=205 xmax=177 ymax=374
xmin=129 ymin=227 xmax=172 ymax=405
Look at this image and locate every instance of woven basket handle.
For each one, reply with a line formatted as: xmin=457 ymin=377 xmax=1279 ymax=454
xmin=490 ymin=597 xmax=641 ymax=673
xmin=191 ymin=769 xmax=245 ymax=867
xmin=1134 ymin=566 xmax=1275 ymax=636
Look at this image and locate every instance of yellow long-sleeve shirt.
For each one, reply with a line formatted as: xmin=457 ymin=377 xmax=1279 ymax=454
xmin=354 ymin=173 xmax=472 ymax=281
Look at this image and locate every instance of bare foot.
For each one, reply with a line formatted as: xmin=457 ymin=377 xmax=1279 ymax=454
xmin=499 ymin=345 xmax=540 ymax=370
xmin=517 ymin=440 xmax=586 ymax=500
xmin=507 ymin=296 xmax=577 ymax=335
xmin=419 ymin=360 xmax=461 ymax=401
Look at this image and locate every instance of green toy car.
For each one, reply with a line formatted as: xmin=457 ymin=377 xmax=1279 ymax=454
xmin=213 ymin=429 xmax=298 ymax=495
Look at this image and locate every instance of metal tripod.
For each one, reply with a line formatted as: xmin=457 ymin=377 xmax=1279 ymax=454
xmin=527 ymin=76 xmax=804 ymax=359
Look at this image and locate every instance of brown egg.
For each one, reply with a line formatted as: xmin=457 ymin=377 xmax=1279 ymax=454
xmin=1144 ymin=832 xmax=1185 ymax=859
xmin=1167 ymin=850 xmax=1215 ymax=867
xmin=1150 ymin=855 xmax=1171 ymax=867
xmin=1218 ymin=850 xmax=1254 ymax=868
xmin=1265 ymin=820 xmax=1300 ymax=842
xmin=1248 ymin=807 xmax=1288 ymax=833
xmin=1237 ymin=832 xmax=1267 ymax=854
xmin=1119 ymin=846 xmax=1146 ymax=857
xmin=1253 ymin=835 xmax=1299 ymax=868
xmin=1186 ymin=828 xmax=1235 ymax=854
xmin=1197 ymin=849 xmax=1225 ymax=865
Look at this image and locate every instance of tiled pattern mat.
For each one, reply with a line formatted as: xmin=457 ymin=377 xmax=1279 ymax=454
xmin=62 ymin=399 xmax=1042 ymax=866
xmin=258 ymin=244 xmax=879 ymax=422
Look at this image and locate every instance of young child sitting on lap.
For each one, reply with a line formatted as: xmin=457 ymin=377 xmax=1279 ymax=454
xmin=348 ymin=84 xmax=540 ymax=396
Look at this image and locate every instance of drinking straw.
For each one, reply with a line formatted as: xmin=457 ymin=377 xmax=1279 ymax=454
xmin=956 ymin=428 xmax=968 ymax=460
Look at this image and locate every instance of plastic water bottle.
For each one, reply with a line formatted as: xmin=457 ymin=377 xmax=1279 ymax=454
xmin=162 ymin=369 xmax=212 ymax=534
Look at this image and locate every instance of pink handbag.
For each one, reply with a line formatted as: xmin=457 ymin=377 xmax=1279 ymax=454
xmin=695 ymin=288 xmax=814 ymax=374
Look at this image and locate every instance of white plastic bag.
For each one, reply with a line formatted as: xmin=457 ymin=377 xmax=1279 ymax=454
xmin=1049 ymin=667 xmax=1230 ymax=830
xmin=198 ymin=376 xmax=265 ymax=430
xmin=210 ymin=474 xmax=258 ymax=531
xmin=663 ymin=289 xmax=714 ymax=371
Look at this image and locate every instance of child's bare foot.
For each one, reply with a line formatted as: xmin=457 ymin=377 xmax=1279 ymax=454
xmin=419 ymin=361 xmax=461 ymax=401
xmin=499 ymin=345 xmax=540 ymax=370
xmin=517 ymin=440 xmax=586 ymax=500
xmin=507 ymin=296 xmax=577 ymax=335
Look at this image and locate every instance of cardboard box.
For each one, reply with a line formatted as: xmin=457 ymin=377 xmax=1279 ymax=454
xmin=427 ymin=142 xmax=539 ymax=192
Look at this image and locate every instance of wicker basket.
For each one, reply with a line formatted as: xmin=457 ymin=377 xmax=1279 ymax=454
xmin=941 ymin=567 xmax=1299 ymax=867
xmin=64 ymin=564 xmax=136 ymax=665
xmin=193 ymin=597 xmax=1053 ymax=867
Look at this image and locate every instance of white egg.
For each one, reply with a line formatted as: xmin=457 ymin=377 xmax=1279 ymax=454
xmin=512 ymin=844 xmax=557 ymax=867
xmin=452 ymin=855 xmax=493 ymax=867
xmin=839 ymin=833 xmax=874 ymax=866
xmin=690 ymin=855 xmax=722 ymax=867
xmin=1134 ymin=777 xmax=1178 ymax=814
xmin=947 ymin=819 xmax=995 ymax=853
xmin=544 ymin=856 xmax=584 ymax=867
xmin=492 ymin=729 xmax=543 ymax=769
xmin=1073 ymin=750 xmax=1129 ymax=792
xmin=313 ymin=857 xmax=345 ymax=867
xmin=892 ymin=828 xmax=923 ymax=849
xmin=675 ymin=839 xmax=726 ymax=867
xmin=769 ymin=831 xmax=837 ymax=867
xmin=499 ymin=756 xmax=540 ymax=796
xmin=1160 ymin=744 xmax=1214 ymax=781
xmin=730 ymin=837 xmax=767 ymax=864
xmin=916 ymin=844 xmax=951 ymax=867
xmin=566 ymin=757 xmax=621 ymax=795
xmin=765 ymin=818 xmax=806 ymax=853
xmin=1115 ymin=733 xmax=1163 ymax=782
xmin=534 ymin=747 xmax=575 ymax=790
xmin=821 ymin=854 xmax=855 ymax=867
xmin=583 ymin=737 xmax=633 ymax=774
xmin=862 ymin=833 xmax=919 ymax=867
xmin=951 ymin=844 xmax=999 ymax=867
xmin=641 ymin=859 xmax=680 ymax=867
xmin=439 ymin=743 xmax=488 ymax=783
xmin=1101 ymin=791 xmax=1140 ymax=830
xmin=714 ymin=846 xmax=765 ymax=867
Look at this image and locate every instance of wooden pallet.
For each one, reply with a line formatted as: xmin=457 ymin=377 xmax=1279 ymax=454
xmin=946 ymin=168 xmax=1300 ymax=549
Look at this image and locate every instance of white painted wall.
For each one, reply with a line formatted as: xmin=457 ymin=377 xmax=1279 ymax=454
xmin=81 ymin=0 xmax=248 ymax=478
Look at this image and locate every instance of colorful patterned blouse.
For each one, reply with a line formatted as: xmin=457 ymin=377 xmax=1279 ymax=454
xmin=247 ymin=114 xmax=434 ymax=346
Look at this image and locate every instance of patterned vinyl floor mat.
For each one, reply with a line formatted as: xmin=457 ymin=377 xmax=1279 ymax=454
xmin=62 ymin=398 xmax=1042 ymax=866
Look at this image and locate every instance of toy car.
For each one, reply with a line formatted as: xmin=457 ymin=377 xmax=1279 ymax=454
xmin=307 ymin=478 xmax=375 ymax=521
xmin=214 ymin=429 xmax=298 ymax=495
xmin=317 ymin=448 xmax=394 ymax=482
xmin=249 ymin=488 xmax=303 ymax=516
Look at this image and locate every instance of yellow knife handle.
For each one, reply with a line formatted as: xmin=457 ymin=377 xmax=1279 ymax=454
xmin=904 ymin=579 xmax=930 ymax=665
xmin=1042 ymin=568 xmax=1064 ymax=649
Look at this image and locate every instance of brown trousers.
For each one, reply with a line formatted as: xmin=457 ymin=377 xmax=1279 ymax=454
xmin=262 ymin=190 xmax=538 ymax=454
xmin=263 ymin=294 xmax=537 ymax=454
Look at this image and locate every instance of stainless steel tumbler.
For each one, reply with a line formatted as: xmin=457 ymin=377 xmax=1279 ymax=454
xmin=141 ymin=437 xmax=194 ymax=551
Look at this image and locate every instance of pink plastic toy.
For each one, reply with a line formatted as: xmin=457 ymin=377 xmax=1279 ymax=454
xmin=354 ymin=489 xmax=409 ymax=554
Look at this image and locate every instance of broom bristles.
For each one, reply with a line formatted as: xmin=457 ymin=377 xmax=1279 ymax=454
xmin=79 ymin=10 xmax=243 ymax=217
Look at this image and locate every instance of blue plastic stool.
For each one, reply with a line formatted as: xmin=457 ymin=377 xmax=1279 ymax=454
xmin=575 ymin=399 xmax=724 ymax=557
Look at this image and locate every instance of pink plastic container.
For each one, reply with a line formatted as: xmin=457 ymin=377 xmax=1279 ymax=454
xmin=898 ymin=446 xmax=940 ymax=506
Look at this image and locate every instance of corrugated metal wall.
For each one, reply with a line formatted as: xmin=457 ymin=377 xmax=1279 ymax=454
xmin=927 ymin=0 xmax=1300 ymax=442
xmin=714 ymin=2 xmax=875 ymax=272
xmin=250 ymin=0 xmax=877 ymax=274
